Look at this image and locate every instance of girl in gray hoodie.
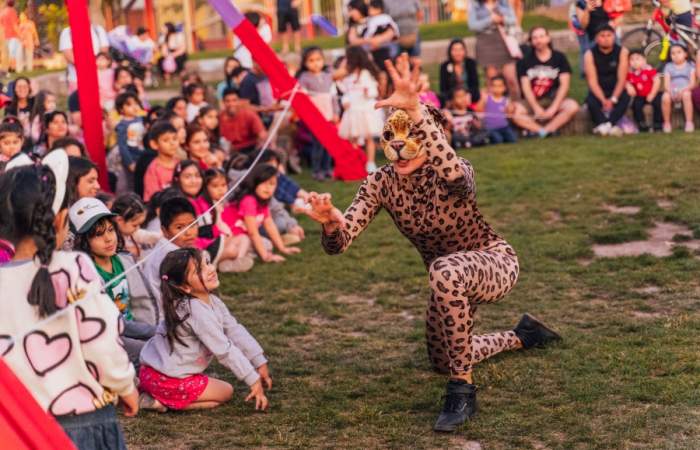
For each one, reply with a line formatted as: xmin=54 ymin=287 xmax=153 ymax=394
xmin=138 ymin=247 xmax=271 ymax=412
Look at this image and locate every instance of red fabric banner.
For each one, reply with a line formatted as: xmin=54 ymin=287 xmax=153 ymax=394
xmin=0 ymin=359 xmax=76 ymax=450
xmin=65 ymin=0 xmax=110 ymax=191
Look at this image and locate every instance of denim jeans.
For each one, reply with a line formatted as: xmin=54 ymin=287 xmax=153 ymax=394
xmin=488 ymin=126 xmax=517 ymax=144
xmin=310 ymin=137 xmax=332 ymax=174
xmin=55 ymin=405 xmax=127 ymax=450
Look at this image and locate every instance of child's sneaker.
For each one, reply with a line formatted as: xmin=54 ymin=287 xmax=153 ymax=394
xmin=593 ymin=122 xmax=612 ymax=136
xmin=282 ymin=233 xmax=302 ymax=246
xmin=366 ymin=161 xmax=377 ymax=173
xmin=685 ymin=121 xmax=695 ymax=133
xmin=609 ymin=125 xmax=624 ymax=137
xmin=663 ymin=123 xmax=673 ymax=133
xmin=219 ymin=256 xmax=254 ymax=273
xmin=138 ymin=392 xmax=167 ymax=412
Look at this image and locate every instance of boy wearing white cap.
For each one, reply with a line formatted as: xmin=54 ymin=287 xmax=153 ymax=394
xmin=70 ymin=197 xmax=157 ymax=367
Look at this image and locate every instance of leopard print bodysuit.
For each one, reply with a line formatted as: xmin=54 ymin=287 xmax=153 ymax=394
xmin=322 ymin=105 xmax=522 ymax=376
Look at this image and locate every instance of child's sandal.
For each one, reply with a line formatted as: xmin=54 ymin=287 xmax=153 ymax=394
xmin=138 ymin=392 xmax=168 ymax=413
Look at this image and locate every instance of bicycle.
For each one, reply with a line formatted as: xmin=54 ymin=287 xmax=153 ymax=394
xmin=621 ymin=0 xmax=700 ymax=68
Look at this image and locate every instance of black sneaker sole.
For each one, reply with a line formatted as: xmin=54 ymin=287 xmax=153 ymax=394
xmin=433 ymin=411 xmax=476 ymax=433
xmin=522 ymin=313 xmax=562 ymax=345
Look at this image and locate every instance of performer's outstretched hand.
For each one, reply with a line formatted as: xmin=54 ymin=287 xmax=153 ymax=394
xmin=375 ymin=53 xmax=422 ymax=121
xmin=306 ymin=192 xmax=344 ymax=232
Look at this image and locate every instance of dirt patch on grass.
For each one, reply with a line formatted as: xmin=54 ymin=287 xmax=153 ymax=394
xmin=437 ymin=438 xmax=482 ymax=450
xmin=633 ymin=285 xmax=661 ymax=295
xmin=657 ymin=199 xmax=674 ymax=210
xmin=544 ymin=210 xmax=562 ymax=224
xmin=603 ymin=204 xmax=641 ymax=215
xmin=592 ymin=222 xmax=700 ymax=258
xmin=631 ymin=310 xmax=664 ymax=319
xmin=337 ymin=294 xmax=376 ymax=307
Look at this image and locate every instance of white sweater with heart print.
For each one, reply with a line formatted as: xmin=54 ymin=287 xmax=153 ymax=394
xmin=0 ymin=251 xmax=135 ymax=416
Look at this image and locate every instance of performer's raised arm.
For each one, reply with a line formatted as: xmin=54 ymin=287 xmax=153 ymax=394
xmin=376 ymin=56 xmax=474 ymax=197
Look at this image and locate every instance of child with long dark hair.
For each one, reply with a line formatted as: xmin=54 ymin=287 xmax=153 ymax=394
xmin=297 ymin=46 xmax=339 ymax=180
xmin=197 ymin=105 xmax=221 ymax=151
xmin=28 ymin=90 xmax=56 ymax=145
xmin=0 ymin=151 xmax=138 ymax=447
xmin=223 ymin=164 xmax=300 ymax=263
xmin=112 ymin=192 xmax=157 ymax=260
xmin=71 ymin=197 xmax=157 ymax=365
xmin=67 ymin=156 xmax=100 ymax=203
xmin=0 ymin=120 xmax=24 ymax=163
xmin=185 ymin=123 xmax=221 ymax=169
xmin=195 ymin=167 xmax=253 ymax=272
xmin=36 ymin=110 xmax=69 ymax=156
xmin=338 ymin=46 xmax=383 ymax=173
xmin=138 ymin=248 xmax=271 ymax=412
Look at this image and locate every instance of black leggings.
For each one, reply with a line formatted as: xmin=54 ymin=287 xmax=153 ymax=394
xmin=631 ymin=94 xmax=662 ymax=128
xmin=586 ymin=91 xmax=631 ymax=126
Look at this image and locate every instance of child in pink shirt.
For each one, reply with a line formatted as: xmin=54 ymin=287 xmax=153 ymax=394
xmin=96 ymin=52 xmax=116 ymax=111
xmin=172 ymin=160 xmax=252 ymax=272
xmin=222 ymin=164 xmax=300 ymax=263
xmin=143 ymin=122 xmax=180 ymax=202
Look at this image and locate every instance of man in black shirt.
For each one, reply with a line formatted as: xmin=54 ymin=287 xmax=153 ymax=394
xmin=513 ymin=26 xmax=580 ymax=137
xmin=584 ymin=24 xmax=630 ymax=136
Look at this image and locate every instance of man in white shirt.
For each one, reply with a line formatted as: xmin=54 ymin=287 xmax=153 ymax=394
xmin=59 ymin=24 xmax=109 ymax=92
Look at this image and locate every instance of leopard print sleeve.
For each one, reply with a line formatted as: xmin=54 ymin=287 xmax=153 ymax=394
xmin=321 ymin=173 xmax=384 ymax=255
xmin=411 ymin=105 xmax=474 ymax=197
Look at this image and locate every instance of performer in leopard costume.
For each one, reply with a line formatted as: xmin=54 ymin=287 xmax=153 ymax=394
xmin=307 ymin=55 xmax=561 ymax=432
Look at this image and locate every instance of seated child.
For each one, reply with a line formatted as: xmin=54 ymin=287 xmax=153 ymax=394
xmin=138 ymin=248 xmax=271 ymax=412
xmin=173 ymin=160 xmax=253 ymax=272
xmin=227 ymin=152 xmax=307 ymax=245
xmin=185 ymin=124 xmax=223 ymax=170
xmin=0 ymin=120 xmax=24 ymax=164
xmin=222 ymin=164 xmax=301 ymax=263
xmin=662 ymin=43 xmax=695 ymax=133
xmin=443 ymin=87 xmax=488 ymax=149
xmin=143 ymin=196 xmax=200 ymax=314
xmin=197 ymin=106 xmax=222 ymax=153
xmin=143 ymin=122 xmax=180 ymax=202
xmin=476 ymin=75 xmax=517 ymax=144
xmin=626 ymin=50 xmax=662 ymax=132
xmin=96 ymin=52 xmax=116 ymax=111
xmin=185 ymin=83 xmax=209 ymax=123
xmin=418 ymin=73 xmax=441 ymax=109
xmin=115 ymin=92 xmax=146 ymax=190
xmin=70 ymin=198 xmax=157 ymax=366
xmin=111 ymin=192 xmax=154 ymax=260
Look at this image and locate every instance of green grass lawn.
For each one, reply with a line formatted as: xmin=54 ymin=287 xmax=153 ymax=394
xmin=123 ymin=133 xmax=700 ymax=449
xmin=190 ymin=14 xmax=567 ymax=60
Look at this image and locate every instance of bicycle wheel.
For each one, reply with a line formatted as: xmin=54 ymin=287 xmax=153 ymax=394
xmin=644 ymin=40 xmax=666 ymax=70
xmin=621 ymin=27 xmax=662 ymax=54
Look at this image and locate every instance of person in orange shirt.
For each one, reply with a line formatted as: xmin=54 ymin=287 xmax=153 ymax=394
xmin=0 ymin=0 xmax=19 ymax=74
xmin=17 ymin=12 xmax=38 ymax=73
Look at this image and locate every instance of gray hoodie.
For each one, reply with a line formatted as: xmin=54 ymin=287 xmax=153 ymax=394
xmin=139 ymin=294 xmax=267 ymax=386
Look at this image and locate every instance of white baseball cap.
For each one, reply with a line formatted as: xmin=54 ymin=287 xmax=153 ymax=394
xmin=69 ymin=197 xmax=115 ymax=234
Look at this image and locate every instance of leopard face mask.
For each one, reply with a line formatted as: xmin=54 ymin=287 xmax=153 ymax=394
xmin=380 ymin=109 xmax=423 ymax=162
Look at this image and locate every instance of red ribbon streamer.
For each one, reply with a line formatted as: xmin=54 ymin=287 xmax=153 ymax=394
xmin=0 ymin=359 xmax=76 ymax=449
xmin=65 ymin=0 xmax=110 ymax=191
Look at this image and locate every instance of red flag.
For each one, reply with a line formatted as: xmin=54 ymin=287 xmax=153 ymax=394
xmin=65 ymin=0 xmax=110 ymax=191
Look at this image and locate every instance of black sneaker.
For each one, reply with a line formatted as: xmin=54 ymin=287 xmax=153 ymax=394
xmin=433 ymin=379 xmax=477 ymax=432
xmin=513 ymin=313 xmax=562 ymax=349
